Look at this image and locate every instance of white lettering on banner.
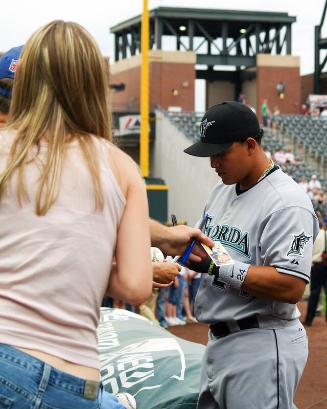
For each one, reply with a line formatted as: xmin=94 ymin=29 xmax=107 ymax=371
xmin=118 ymin=354 xmax=154 ymax=388
xmin=100 ymin=338 xmax=186 ymax=394
xmin=101 ymin=365 xmax=119 ymax=394
xmin=101 ymin=354 xmax=154 ymax=393
xmin=98 ymin=322 xmax=120 ymax=351
xmin=99 ymin=310 xmax=187 ymax=396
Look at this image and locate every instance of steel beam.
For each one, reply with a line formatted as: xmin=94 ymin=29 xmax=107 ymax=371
xmin=196 ymin=54 xmax=255 ymax=67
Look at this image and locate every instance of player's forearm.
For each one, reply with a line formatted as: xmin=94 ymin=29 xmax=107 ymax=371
xmin=149 ymin=219 xmax=171 ymax=248
xmin=150 ymin=219 xmax=214 ymax=260
xmin=243 ymin=266 xmax=306 ymax=304
xmin=189 ymin=255 xmax=306 ymax=304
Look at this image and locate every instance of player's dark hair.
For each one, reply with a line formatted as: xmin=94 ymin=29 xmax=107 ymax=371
xmin=0 ymin=78 xmax=13 ymax=114
xmin=239 ymin=129 xmax=263 ymax=145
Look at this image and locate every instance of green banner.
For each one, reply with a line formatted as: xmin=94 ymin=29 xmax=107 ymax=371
xmin=99 ymin=308 xmax=205 ymax=409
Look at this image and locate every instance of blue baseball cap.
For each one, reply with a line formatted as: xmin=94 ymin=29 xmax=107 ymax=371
xmin=0 ymin=45 xmax=23 ymax=97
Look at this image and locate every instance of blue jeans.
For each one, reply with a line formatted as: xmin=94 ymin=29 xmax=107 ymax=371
xmin=156 ymin=288 xmax=167 ymax=324
xmin=175 ymin=276 xmax=187 ymax=320
xmin=0 ymin=344 xmax=123 ymax=408
xmin=168 ymin=276 xmax=187 ymax=319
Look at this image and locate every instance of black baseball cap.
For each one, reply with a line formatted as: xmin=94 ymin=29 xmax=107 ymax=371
xmin=184 ymin=101 xmax=261 ymax=157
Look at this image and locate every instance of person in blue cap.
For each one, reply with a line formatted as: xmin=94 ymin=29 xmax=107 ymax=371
xmin=0 ymin=45 xmax=23 ymax=127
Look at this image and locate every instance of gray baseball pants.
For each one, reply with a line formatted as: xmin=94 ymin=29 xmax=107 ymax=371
xmin=197 ymin=320 xmax=307 ymax=409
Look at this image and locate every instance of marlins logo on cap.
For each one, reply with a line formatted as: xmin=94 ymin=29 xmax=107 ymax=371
xmin=200 ymin=118 xmax=215 ymax=138
xmin=184 ymin=101 xmax=261 ymax=157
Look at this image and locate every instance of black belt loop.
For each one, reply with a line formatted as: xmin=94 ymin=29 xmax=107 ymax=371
xmin=210 ymin=315 xmax=259 ymax=339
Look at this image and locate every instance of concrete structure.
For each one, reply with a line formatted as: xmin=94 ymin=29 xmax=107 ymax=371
xmin=111 ymin=51 xmax=301 ymax=118
xmin=153 ymin=110 xmax=218 ymax=225
xmin=110 ymin=7 xmax=298 ymax=116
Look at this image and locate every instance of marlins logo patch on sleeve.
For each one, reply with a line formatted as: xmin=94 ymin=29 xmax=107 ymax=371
xmin=287 ymin=232 xmax=311 ymax=257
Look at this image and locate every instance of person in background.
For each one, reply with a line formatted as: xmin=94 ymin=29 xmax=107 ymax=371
xmin=182 ymin=270 xmax=198 ymax=323
xmin=270 ymin=105 xmax=280 ymax=130
xmin=166 ymin=268 xmax=186 ymax=326
xmin=320 ymin=107 xmax=327 ymax=118
xmin=301 ymin=104 xmax=310 ymax=116
xmin=237 ymin=92 xmax=245 ymax=104
xmin=285 ymin=148 xmax=295 ymax=164
xmin=156 ymin=287 xmax=168 ymax=328
xmin=273 ymin=147 xmax=287 ymax=165
xmin=303 ymin=220 xmax=327 ymax=326
xmin=188 ymin=269 xmax=201 ymax=316
xmin=309 ymin=174 xmax=322 ymax=192
xmin=298 ymin=176 xmax=309 ymax=194
xmin=0 ymin=46 xmax=22 ymax=127
xmin=0 ymin=21 xmax=153 ymax=409
xmin=261 ymin=98 xmax=270 ymax=127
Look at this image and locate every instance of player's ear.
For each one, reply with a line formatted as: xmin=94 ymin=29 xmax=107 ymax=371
xmin=246 ymin=137 xmax=257 ymax=154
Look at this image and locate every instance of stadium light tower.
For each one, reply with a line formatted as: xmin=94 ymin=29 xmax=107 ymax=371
xmin=140 ymin=0 xmax=150 ymax=177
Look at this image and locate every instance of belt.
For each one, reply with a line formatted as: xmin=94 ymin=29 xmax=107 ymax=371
xmin=210 ymin=315 xmax=259 ymax=339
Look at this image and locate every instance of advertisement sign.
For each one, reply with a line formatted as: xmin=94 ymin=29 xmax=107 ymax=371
xmin=119 ymin=115 xmax=141 ymax=135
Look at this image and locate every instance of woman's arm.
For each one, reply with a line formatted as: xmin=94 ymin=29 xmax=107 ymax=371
xmin=106 ymin=147 xmax=152 ymax=306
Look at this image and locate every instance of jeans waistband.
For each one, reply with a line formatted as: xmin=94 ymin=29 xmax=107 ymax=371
xmin=0 ymin=344 xmax=100 ymax=400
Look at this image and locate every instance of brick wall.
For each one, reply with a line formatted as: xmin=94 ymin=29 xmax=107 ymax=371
xmin=110 ymin=51 xmax=196 ymax=113
xmin=110 ymin=66 xmax=141 ymax=112
xmin=301 ymin=74 xmax=314 ymax=105
xmin=256 ymin=54 xmax=301 ymax=121
xmin=150 ymin=62 xmax=195 ymax=111
xmin=320 ymin=76 xmax=327 ymax=94
xmin=257 ymin=66 xmax=301 ymax=120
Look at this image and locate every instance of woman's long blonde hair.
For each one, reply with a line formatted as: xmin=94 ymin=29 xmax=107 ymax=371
xmin=0 ymin=20 xmax=111 ymax=215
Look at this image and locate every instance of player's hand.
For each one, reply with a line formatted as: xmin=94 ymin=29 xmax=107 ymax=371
xmin=152 ymin=262 xmax=180 ymax=284
xmin=187 ymin=256 xmax=218 ymax=276
xmin=159 ymin=225 xmax=214 ymax=262
xmin=187 ymin=269 xmax=198 ymax=280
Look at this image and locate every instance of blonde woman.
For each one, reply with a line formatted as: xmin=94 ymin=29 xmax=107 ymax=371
xmin=0 ymin=21 xmax=152 ymax=408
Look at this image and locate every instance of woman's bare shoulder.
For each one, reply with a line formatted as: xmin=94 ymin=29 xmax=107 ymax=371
xmin=106 ymin=143 xmax=142 ymax=197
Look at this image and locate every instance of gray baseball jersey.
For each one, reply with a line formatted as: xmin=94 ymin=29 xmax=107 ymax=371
xmin=195 ymin=167 xmax=319 ymax=324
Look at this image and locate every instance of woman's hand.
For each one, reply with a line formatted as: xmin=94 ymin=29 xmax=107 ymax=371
xmin=152 ymin=261 xmax=181 ymax=288
xmin=152 ymin=261 xmax=180 ymax=283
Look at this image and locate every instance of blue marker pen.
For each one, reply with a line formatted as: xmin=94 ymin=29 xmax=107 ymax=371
xmin=180 ymin=213 xmax=208 ymax=265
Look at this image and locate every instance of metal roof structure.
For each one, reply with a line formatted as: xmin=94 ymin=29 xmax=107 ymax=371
xmin=110 ymin=6 xmax=296 ymax=78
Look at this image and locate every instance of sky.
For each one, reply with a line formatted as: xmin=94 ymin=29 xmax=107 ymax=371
xmin=0 ymin=0 xmax=326 ymax=109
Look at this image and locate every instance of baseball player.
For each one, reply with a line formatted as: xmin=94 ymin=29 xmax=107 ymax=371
xmin=184 ymin=101 xmax=319 ymax=409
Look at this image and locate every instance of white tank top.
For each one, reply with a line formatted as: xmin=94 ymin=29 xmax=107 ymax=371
xmin=0 ymin=129 xmax=125 ymax=368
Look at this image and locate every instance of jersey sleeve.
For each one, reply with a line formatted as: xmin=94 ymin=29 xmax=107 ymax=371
xmin=259 ymin=207 xmax=319 ymax=282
